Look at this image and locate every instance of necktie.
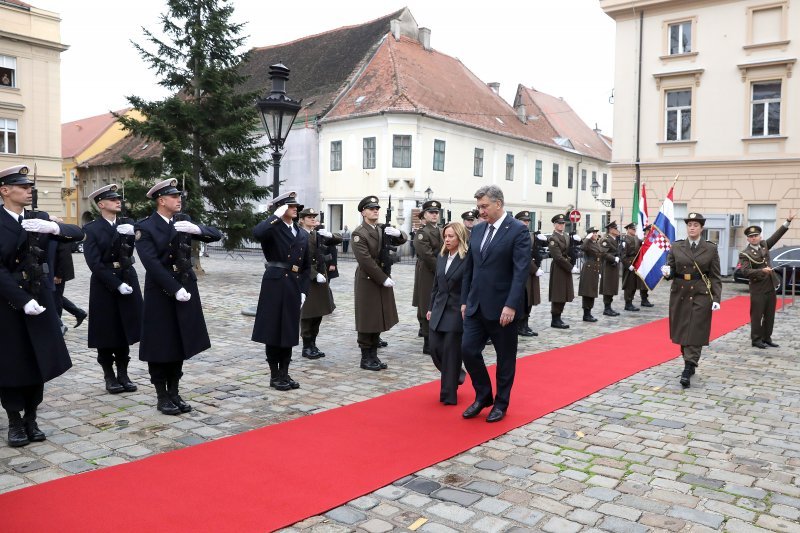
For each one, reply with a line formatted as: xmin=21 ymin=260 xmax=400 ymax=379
xmin=691 ymin=241 xmax=697 ymax=252
xmin=18 ymin=214 xmax=23 ymax=224
xmin=481 ymin=225 xmax=495 ymax=256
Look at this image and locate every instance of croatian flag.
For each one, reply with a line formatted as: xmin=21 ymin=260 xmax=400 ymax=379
xmin=636 ymin=184 xmax=648 ymax=239
xmin=634 ymin=186 xmax=676 ymax=290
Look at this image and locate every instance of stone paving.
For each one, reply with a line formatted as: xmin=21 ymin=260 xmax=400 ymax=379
xmin=1 ymin=251 xmax=799 ymax=533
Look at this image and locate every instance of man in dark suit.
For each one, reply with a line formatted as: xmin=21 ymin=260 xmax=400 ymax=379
xmin=0 ymin=164 xmax=83 ymax=447
xmin=251 ymin=191 xmax=311 ymax=390
xmin=460 ymin=185 xmax=530 ymax=423
xmin=135 ymin=178 xmax=222 ymax=414
xmin=83 ymin=184 xmax=143 ymax=394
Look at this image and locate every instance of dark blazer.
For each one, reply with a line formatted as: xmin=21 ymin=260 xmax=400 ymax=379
xmin=461 ymin=215 xmax=531 ymax=320
xmin=82 ymin=218 xmax=143 ymax=348
xmin=251 ymin=215 xmax=311 ymax=347
xmin=429 ymin=252 xmax=466 ymax=332
xmin=0 ymin=208 xmax=83 ymax=387
xmin=135 ymin=212 xmax=222 ymax=362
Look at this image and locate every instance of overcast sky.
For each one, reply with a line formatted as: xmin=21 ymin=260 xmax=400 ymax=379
xmin=34 ymin=0 xmax=616 ymax=134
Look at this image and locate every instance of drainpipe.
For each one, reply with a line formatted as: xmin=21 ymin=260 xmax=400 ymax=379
xmin=634 ymin=9 xmax=644 ymax=220
xmin=574 ymin=157 xmax=582 ymax=233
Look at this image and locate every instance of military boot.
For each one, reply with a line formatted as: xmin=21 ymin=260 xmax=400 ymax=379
xmin=373 ymin=347 xmax=388 ymax=369
xmin=624 ymin=300 xmax=640 ymax=312
xmin=301 ymin=337 xmax=317 ymax=359
xmin=551 ymin=314 xmax=569 ymax=329
xmin=640 ymin=292 xmax=654 ymax=307
xmin=22 ymin=409 xmax=46 ymax=442
xmin=167 ymin=378 xmax=192 ymax=413
xmin=360 ymin=347 xmax=382 ymax=371
xmin=116 ymin=358 xmax=138 ymax=392
xmin=6 ymin=411 xmax=29 ymax=447
xmin=377 ymin=337 xmax=388 ymax=348
xmin=603 ymin=304 xmax=620 ymax=317
xmin=310 ymin=337 xmax=325 ymax=358
xmin=154 ymin=383 xmax=180 ymax=415
xmin=280 ymin=356 xmax=300 ymax=389
xmin=583 ymin=308 xmax=598 ymax=322
xmin=422 ymin=336 xmax=431 ymax=355
xmin=101 ymin=362 xmax=124 ymax=394
xmin=517 ymin=319 xmax=537 ymax=336
xmin=679 ymin=362 xmax=695 ymax=388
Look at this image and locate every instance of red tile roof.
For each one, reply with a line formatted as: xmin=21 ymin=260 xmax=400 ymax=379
xmin=61 ymin=109 xmax=128 ymax=159
xmin=80 ymin=134 xmax=161 ymax=167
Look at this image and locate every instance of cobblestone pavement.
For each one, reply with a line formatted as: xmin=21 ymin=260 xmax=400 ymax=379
xmin=2 ymin=253 xmax=799 ymax=533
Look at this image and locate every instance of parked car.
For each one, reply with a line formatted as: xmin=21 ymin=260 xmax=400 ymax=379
xmin=733 ymin=246 xmax=800 ymax=292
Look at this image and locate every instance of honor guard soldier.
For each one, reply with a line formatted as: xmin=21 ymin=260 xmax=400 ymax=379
xmin=547 ymin=213 xmax=576 ymax=328
xmin=514 ymin=211 xmax=541 ymax=336
xmin=577 ymin=227 xmax=602 ymax=322
xmin=83 ymin=184 xmax=143 ymax=394
xmin=461 ymin=209 xmax=478 ymax=238
xmin=599 ymin=221 xmax=621 ymax=316
xmin=251 ymin=192 xmax=311 ymax=390
xmin=661 ymin=212 xmax=722 ymax=388
xmin=135 ymin=179 xmax=222 ymax=414
xmin=297 ymin=207 xmax=341 ymax=359
xmin=352 ymin=195 xmax=408 ymax=370
xmin=0 ymin=164 xmax=83 ymax=447
xmin=413 ymin=200 xmax=443 ymax=354
xmin=621 ymin=223 xmax=653 ymax=309
xmin=738 ymin=212 xmax=795 ymax=348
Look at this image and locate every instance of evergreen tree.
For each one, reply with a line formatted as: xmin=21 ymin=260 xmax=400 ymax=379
xmin=116 ymin=0 xmax=270 ymax=250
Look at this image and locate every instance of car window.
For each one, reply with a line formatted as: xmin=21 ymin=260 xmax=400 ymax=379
xmin=774 ymin=248 xmax=800 ymax=262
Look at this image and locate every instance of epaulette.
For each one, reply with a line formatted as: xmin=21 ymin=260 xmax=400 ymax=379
xmin=270 ymin=217 xmax=279 ymax=224
xmin=707 ymin=241 xmax=717 ymax=246
xmin=674 ymin=239 xmax=685 ymax=243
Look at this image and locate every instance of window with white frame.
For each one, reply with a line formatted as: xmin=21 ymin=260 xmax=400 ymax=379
xmin=0 ymin=118 xmax=17 ymax=154
xmin=505 ymin=154 xmax=515 ymax=181
xmin=535 ymin=160 xmax=542 ymax=185
xmin=546 ymin=192 xmax=553 ymax=203
xmin=473 ymin=148 xmax=484 ymax=177
xmin=665 ymin=89 xmax=691 ymax=141
xmin=602 ymin=173 xmax=608 ymax=194
xmin=552 ymin=163 xmax=559 ymax=187
xmin=748 ymin=204 xmax=776 ymax=236
xmin=433 ymin=139 xmax=445 ymax=171
xmin=581 ymin=169 xmax=587 ymax=190
xmin=363 ymin=137 xmax=375 ymax=169
xmin=751 ymin=81 xmax=781 ymax=137
xmin=392 ymin=135 xmax=412 ymax=168
xmin=668 ymin=21 xmax=692 ymax=55
xmin=330 ymin=140 xmax=342 ymax=171
xmin=567 ymin=166 xmax=574 ymax=189
xmin=0 ymin=55 xmax=16 ymax=87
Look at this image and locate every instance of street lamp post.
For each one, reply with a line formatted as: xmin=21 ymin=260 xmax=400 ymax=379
xmin=590 ymin=177 xmax=615 ymax=208
xmin=424 ymin=187 xmax=433 ymax=201
xmin=255 ymin=63 xmax=302 ymax=200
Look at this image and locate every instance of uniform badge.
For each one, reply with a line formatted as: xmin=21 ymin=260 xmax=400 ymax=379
xmin=549 ymin=240 xmax=555 ymax=246
xmin=353 ymin=235 xmax=360 ymax=243
xmin=602 ymin=242 xmax=608 ymax=247
xmin=135 ymin=230 xmax=142 ymax=241
xmin=418 ymin=233 xmax=424 ymax=240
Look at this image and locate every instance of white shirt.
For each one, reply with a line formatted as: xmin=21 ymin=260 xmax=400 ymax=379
xmin=445 ymin=251 xmax=457 ymax=273
xmin=158 ymin=213 xmax=172 ymax=225
xmin=103 ymin=216 xmax=117 ymax=226
xmin=3 ymin=206 xmax=23 ymax=222
xmin=480 ymin=213 xmax=506 ymax=251
xmin=283 ymin=220 xmax=296 ymax=237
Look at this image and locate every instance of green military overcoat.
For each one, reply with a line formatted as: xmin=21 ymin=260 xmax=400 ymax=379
xmin=547 ymin=232 xmax=574 ymax=303
xmin=301 ymin=230 xmax=342 ymax=319
xmin=621 ymin=234 xmax=647 ymax=291
xmin=599 ymin=234 xmax=620 ymax=296
xmin=667 ymin=239 xmax=722 ymax=346
xmin=738 ymin=225 xmax=788 ymax=294
xmin=412 ymin=222 xmax=442 ymax=310
xmin=578 ymin=238 xmax=602 ymax=298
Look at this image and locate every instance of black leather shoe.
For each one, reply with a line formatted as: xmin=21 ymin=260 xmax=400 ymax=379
xmin=679 ymin=375 xmax=690 ymax=388
xmin=117 ymin=375 xmax=138 ymax=392
xmin=422 ymin=337 xmax=431 ymax=355
xmin=24 ymin=420 xmax=46 ymax=442
xmin=169 ymin=395 xmax=192 ymax=413
xmin=486 ymin=407 xmax=505 ymax=423
xmin=8 ymin=425 xmax=29 ymax=447
xmin=270 ymin=378 xmax=293 ymax=391
xmin=302 ymin=347 xmax=318 ymax=359
xmin=311 ymin=345 xmax=326 ymax=358
xmin=624 ymin=303 xmax=640 ymax=312
xmin=517 ymin=325 xmax=536 ymax=337
xmin=764 ymin=340 xmax=779 ymax=348
xmin=74 ymin=309 xmax=87 ymax=328
xmin=105 ymin=377 xmax=125 ymax=394
xmin=551 ymin=320 xmax=570 ymax=329
xmin=285 ymin=375 xmax=300 ymax=389
xmin=462 ymin=400 xmax=493 ymax=419
xmin=603 ymin=308 xmax=620 ymax=316
xmin=378 ymin=338 xmax=388 ymax=348
xmin=679 ymin=363 xmax=693 ymax=388
xmin=640 ymin=300 xmax=654 ymax=307
xmin=583 ymin=313 xmax=598 ymax=323
xmin=458 ymin=369 xmax=466 ymax=386
xmin=360 ymin=359 xmax=382 ymax=371
xmin=752 ymin=340 xmax=768 ymax=349
xmin=157 ymin=397 xmax=181 ymax=415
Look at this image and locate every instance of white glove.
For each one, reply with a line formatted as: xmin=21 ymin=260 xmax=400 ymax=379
xmin=628 ymin=265 xmax=635 ymax=272
xmin=317 ymin=229 xmax=332 ymax=238
xmin=384 ymin=226 xmax=401 ymax=237
xmin=175 ymin=288 xmax=192 ymax=302
xmin=614 ymin=257 xmax=620 ymax=264
xmin=117 ymin=283 xmax=133 ymax=295
xmin=536 ymin=233 xmax=547 ymax=242
xmin=571 ymin=266 xmax=579 ymax=274
xmin=21 ymin=219 xmax=60 ymax=235
xmin=315 ymin=273 xmax=326 ymax=283
xmin=572 ymin=234 xmax=581 ymax=242
xmin=116 ymin=224 xmax=135 ymax=236
xmin=174 ymin=220 xmax=201 ymax=235
xmin=585 ymin=233 xmax=594 ymax=240
xmin=23 ymin=299 xmax=46 ymax=315
xmin=300 ymin=293 xmax=306 ymax=307
xmin=383 ymin=277 xmax=395 ymax=287
xmin=274 ymin=204 xmax=289 ymax=218
xmin=711 ymin=302 xmax=721 ymax=311
xmin=535 ymin=268 xmax=544 ymax=277
xmin=660 ymin=265 xmax=671 ymax=277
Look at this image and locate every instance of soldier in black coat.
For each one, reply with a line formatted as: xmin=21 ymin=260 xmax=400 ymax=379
xmin=83 ymin=184 xmax=144 ymax=394
xmin=53 ymin=241 xmax=87 ymax=329
xmin=0 ymin=165 xmax=83 ymax=447
xmin=251 ymin=191 xmax=311 ymax=391
xmin=135 ymin=179 xmax=222 ymax=415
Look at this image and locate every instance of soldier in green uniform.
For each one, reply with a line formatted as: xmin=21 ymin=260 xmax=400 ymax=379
xmin=297 ymin=207 xmax=342 ymax=359
xmin=577 ymin=227 xmax=602 ymax=322
xmin=352 ymin=196 xmax=408 ymax=370
xmin=661 ymin=212 xmax=722 ymax=388
xmin=514 ymin=211 xmax=541 ymax=336
xmin=412 ymin=200 xmax=443 ymax=354
xmin=461 ymin=210 xmax=477 ymax=239
xmin=621 ymin=222 xmax=644 ymax=311
xmin=599 ymin=221 xmax=621 ymax=316
xmin=738 ymin=212 xmax=794 ymax=348
xmin=547 ymin=213 xmax=576 ymax=328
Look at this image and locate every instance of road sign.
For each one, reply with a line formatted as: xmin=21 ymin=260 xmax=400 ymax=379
xmin=569 ymin=210 xmax=581 ymax=223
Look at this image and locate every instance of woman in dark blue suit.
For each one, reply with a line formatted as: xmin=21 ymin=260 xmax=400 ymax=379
xmin=426 ymin=222 xmax=468 ymax=405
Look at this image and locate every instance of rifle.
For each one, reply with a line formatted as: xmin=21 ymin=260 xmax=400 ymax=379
xmin=19 ymin=164 xmax=48 ymax=298
xmin=107 ymin=185 xmax=136 ymax=284
xmin=378 ymin=195 xmax=398 ymax=276
xmin=172 ymin=177 xmax=193 ymax=284
xmin=532 ymin=230 xmax=549 ymax=265
xmin=567 ymin=231 xmax=582 ymax=265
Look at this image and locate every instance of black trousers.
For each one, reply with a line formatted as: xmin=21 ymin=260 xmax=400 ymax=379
xmin=357 ymin=332 xmax=380 ymax=350
xmin=148 ymin=361 xmax=183 ymax=385
xmin=342 ymin=240 xmax=349 ymax=253
xmin=54 ymin=282 xmax=83 ymax=318
xmin=461 ymin=312 xmax=518 ymax=411
xmin=0 ymin=384 xmax=44 ymax=413
xmin=265 ymin=345 xmax=291 ymax=363
xmin=582 ymin=296 xmax=595 ymax=310
xmin=429 ymin=329 xmax=463 ymax=404
xmin=300 ymin=316 xmax=323 ymax=339
xmin=603 ymin=295 xmax=615 ymax=305
xmin=97 ymin=346 xmax=130 ymax=366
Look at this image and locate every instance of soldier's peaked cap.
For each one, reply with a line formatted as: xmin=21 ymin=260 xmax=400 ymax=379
xmin=358 ymin=196 xmax=381 ymax=211
xmin=605 ymin=220 xmax=618 ymax=230
xmin=298 ymin=207 xmax=319 ymax=218
xmin=551 ymin=213 xmax=567 ymax=224
xmin=89 ymin=184 xmax=122 ymax=203
xmin=586 ymin=226 xmax=599 ymax=234
xmin=684 ymin=212 xmax=706 ymax=225
xmin=147 ymin=178 xmax=181 ymax=199
xmin=269 ymin=191 xmax=300 ymax=209
xmin=515 ymin=211 xmax=531 ymax=221
xmin=461 ymin=210 xmax=477 ymax=220
xmin=421 ymin=200 xmax=441 ymax=212
xmin=0 ymin=165 xmax=33 ymax=187
xmin=624 ymin=222 xmax=636 ymax=230
xmin=744 ymin=225 xmax=762 ymax=237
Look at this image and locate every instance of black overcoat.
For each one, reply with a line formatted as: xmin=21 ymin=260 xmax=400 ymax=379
xmin=428 ymin=253 xmax=465 ymax=332
xmin=134 ymin=213 xmax=221 ymax=362
xmin=251 ymin=215 xmax=311 ymax=347
xmin=0 ymin=209 xmax=82 ymax=387
xmin=82 ymin=218 xmax=143 ymax=348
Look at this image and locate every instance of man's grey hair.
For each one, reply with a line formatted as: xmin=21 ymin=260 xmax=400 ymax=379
xmin=474 ymin=185 xmax=504 ymax=206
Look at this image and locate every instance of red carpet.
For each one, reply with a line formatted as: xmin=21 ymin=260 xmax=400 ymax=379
xmin=0 ymin=296 xmax=757 ymax=532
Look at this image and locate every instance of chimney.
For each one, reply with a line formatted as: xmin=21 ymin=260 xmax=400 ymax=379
xmin=487 ymin=82 xmax=500 ymax=94
xmin=418 ymin=27 xmax=431 ymax=51
xmin=390 ymin=19 xmax=401 ymax=40
xmin=516 ymin=103 xmax=527 ymax=124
